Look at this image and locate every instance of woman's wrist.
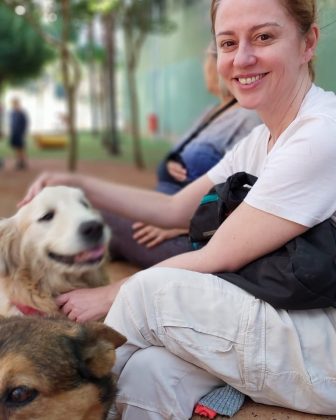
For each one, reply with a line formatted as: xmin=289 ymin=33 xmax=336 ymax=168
xmin=107 ymin=278 xmax=129 ymax=303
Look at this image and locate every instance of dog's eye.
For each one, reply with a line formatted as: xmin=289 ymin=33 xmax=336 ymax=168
xmin=80 ymin=200 xmax=90 ymax=209
xmin=6 ymin=386 xmax=38 ymax=407
xmin=38 ymin=211 xmax=55 ymax=222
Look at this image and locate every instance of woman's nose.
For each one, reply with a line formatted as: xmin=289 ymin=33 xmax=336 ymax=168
xmin=233 ymin=42 xmax=257 ymax=68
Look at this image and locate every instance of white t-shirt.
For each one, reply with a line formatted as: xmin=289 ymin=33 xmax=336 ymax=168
xmin=207 ymin=85 xmax=336 ymax=227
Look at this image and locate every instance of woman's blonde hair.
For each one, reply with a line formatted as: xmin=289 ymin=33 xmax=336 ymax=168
xmin=210 ymin=0 xmax=317 ymax=80
xmin=206 ymin=40 xmax=217 ymax=58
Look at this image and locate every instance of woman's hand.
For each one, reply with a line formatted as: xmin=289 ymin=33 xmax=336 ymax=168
xmin=132 ymin=221 xmax=188 ymax=248
xmin=55 ymin=280 xmax=127 ymax=323
xmin=166 ymin=160 xmax=187 ymax=182
xmin=18 ymin=171 xmax=81 ymax=207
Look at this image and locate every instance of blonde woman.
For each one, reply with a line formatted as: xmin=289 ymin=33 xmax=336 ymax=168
xmin=22 ymin=1 xmax=336 ymax=417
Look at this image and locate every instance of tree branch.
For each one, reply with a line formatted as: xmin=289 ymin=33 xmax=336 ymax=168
xmin=3 ymin=0 xmax=81 ymax=88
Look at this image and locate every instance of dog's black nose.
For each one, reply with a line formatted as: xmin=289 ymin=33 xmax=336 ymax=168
xmin=79 ymin=221 xmax=103 ymax=243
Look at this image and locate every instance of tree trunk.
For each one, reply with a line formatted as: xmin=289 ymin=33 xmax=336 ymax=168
xmin=99 ymin=63 xmax=108 ymax=131
xmin=124 ymin=28 xmax=145 ymax=169
xmin=60 ymin=0 xmax=78 ymax=171
xmin=0 ymin=82 xmax=3 ymax=139
xmin=102 ymin=12 xmax=119 ymax=154
xmin=87 ymin=20 xmax=99 ymax=136
xmin=67 ymin=84 xmax=77 ymax=171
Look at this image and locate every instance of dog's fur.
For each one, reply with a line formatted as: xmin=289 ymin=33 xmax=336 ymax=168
xmin=0 ymin=315 xmax=126 ymax=420
xmin=0 ymin=186 xmax=111 ymax=316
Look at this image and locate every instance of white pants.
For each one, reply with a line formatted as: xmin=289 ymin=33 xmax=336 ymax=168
xmin=105 ymin=267 xmax=336 ymax=419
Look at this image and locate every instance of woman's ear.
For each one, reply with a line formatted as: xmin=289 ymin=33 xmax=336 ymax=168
xmin=303 ymin=23 xmax=320 ymax=64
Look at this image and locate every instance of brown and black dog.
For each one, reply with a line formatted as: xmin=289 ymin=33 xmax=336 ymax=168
xmin=0 ymin=316 xmax=126 ymax=420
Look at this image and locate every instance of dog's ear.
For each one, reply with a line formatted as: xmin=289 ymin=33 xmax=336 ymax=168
xmin=87 ymin=322 xmax=127 ymax=349
xmin=0 ymin=218 xmax=20 ymax=276
xmin=76 ymin=322 xmax=126 ymax=378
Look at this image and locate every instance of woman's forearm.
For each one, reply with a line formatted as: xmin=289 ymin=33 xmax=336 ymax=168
xmin=78 ymin=175 xmax=177 ymax=226
xmin=20 ymin=171 xmax=214 ymax=230
xmin=78 ymin=173 xmax=213 ymax=229
xmin=155 ymin=249 xmax=209 ymax=271
xmin=156 ymin=201 xmax=308 ymax=275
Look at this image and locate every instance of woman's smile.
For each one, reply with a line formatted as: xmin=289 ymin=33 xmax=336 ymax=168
xmin=234 ymin=72 xmax=268 ymax=87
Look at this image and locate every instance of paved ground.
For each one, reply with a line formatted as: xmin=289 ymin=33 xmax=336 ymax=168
xmin=0 ymin=158 xmax=334 ymax=420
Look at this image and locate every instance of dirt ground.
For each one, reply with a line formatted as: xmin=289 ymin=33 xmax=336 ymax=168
xmin=0 ymin=157 xmax=333 ymax=420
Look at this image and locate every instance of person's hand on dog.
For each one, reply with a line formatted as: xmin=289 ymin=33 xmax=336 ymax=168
xmin=132 ymin=221 xmax=188 ymax=248
xmin=56 ymin=280 xmax=127 ymax=322
xmin=166 ymin=160 xmax=187 ymax=182
xmin=18 ymin=171 xmax=81 ymax=207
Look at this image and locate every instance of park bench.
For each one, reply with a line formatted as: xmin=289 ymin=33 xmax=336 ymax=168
xmin=32 ymin=133 xmax=68 ymax=149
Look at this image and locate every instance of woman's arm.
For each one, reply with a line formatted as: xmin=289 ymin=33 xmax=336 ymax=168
xmin=19 ymin=171 xmax=214 ymax=229
xmin=57 ymin=200 xmax=309 ymax=323
xmin=156 ymin=201 xmax=308 ymax=273
xmin=55 ymin=280 xmax=128 ymax=323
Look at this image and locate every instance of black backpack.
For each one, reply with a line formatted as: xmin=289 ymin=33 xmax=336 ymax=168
xmin=189 ymin=172 xmax=336 ymax=310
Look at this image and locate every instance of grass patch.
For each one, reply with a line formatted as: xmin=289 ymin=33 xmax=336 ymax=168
xmin=0 ymin=131 xmax=171 ymax=168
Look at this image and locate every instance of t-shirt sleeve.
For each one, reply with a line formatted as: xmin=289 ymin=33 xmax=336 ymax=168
xmin=245 ymin=116 xmax=336 ymax=227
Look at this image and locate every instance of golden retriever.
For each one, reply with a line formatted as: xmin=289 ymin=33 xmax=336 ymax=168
xmin=0 ymin=186 xmax=111 ymax=316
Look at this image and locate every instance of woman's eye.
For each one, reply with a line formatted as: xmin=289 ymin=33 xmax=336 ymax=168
xmin=38 ymin=211 xmax=55 ymax=222
xmin=220 ymin=40 xmax=236 ymax=50
xmin=258 ymin=33 xmax=271 ymax=41
xmin=6 ymin=386 xmax=38 ymax=407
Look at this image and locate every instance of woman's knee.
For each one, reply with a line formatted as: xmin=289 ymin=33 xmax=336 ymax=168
xmin=116 ymin=346 xmax=222 ymax=419
xmin=121 ymin=267 xmax=179 ymax=296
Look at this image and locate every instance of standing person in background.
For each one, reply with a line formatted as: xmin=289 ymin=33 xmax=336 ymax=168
xmin=9 ymin=97 xmax=28 ymax=170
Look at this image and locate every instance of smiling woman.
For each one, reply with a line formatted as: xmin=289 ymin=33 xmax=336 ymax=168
xmin=213 ymin=0 xmax=319 ymax=137
xmin=19 ymin=0 xmax=336 ymax=418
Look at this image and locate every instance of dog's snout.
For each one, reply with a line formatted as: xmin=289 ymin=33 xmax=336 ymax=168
xmin=79 ymin=221 xmax=103 ymax=243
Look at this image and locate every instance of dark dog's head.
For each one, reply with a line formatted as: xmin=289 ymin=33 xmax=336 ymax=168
xmin=0 ymin=316 xmax=126 ymax=419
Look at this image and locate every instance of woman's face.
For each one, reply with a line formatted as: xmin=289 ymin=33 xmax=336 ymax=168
xmin=214 ymin=0 xmax=314 ymax=113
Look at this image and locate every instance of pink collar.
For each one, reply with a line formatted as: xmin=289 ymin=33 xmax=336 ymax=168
xmin=12 ymin=302 xmax=46 ymax=316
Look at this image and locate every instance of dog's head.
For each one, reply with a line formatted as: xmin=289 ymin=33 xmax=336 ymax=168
xmin=0 ymin=316 xmax=126 ymax=420
xmin=0 ymin=186 xmax=111 ymax=278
